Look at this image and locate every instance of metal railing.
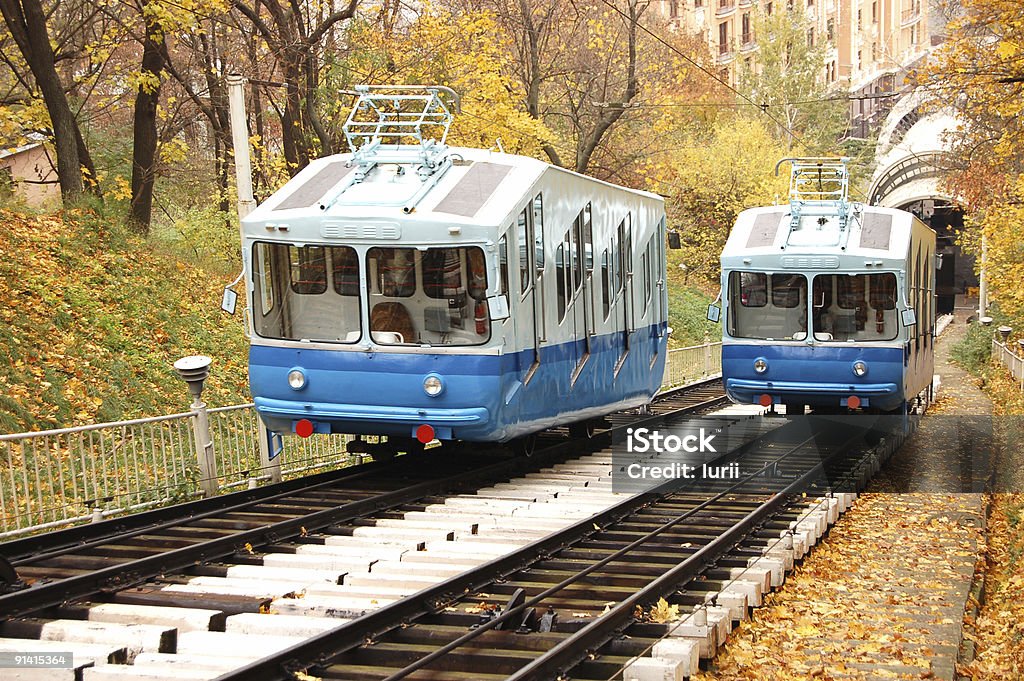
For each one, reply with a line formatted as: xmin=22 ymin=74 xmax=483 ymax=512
xmin=661 ymin=342 xmax=723 ymax=390
xmin=0 ymin=405 xmax=353 ymax=539
xmin=993 ymin=339 xmax=1024 ymax=391
xmin=1 ymin=342 xmax=723 ymax=538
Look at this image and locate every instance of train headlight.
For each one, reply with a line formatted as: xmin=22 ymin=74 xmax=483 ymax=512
xmin=423 ymin=375 xmax=444 ymax=397
xmin=753 ymin=358 xmax=768 ymax=374
xmin=852 ymin=361 xmax=868 ymax=377
xmin=287 ymin=368 xmax=307 ymax=390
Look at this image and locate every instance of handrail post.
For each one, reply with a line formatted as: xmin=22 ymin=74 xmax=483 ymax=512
xmin=174 ymin=356 xmax=219 ymax=497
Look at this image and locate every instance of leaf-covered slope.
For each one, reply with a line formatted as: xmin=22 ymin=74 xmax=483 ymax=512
xmin=0 ymin=209 xmax=249 ymax=432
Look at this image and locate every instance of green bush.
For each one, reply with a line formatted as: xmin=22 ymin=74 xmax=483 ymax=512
xmin=951 ymin=321 xmax=995 ymax=374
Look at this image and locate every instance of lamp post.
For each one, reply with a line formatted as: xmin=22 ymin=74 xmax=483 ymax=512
xmin=174 ymin=356 xmax=218 ymax=497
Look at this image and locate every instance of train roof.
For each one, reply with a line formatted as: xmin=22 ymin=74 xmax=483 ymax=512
xmin=242 ymin=147 xmax=661 ymax=236
xmin=721 ymin=203 xmax=933 ymax=264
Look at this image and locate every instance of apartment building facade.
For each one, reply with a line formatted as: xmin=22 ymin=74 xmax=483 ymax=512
xmin=656 ymin=0 xmax=931 ymax=137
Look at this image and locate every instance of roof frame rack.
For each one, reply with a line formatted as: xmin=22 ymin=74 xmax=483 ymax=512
xmin=775 ymin=157 xmax=853 ymax=234
xmin=342 ymin=85 xmax=461 ymax=180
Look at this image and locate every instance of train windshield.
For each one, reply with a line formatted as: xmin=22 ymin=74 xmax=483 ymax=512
xmin=728 ymin=272 xmax=807 ymax=340
xmin=367 ymin=246 xmax=490 ymax=346
xmin=812 ymin=273 xmax=898 ymax=341
xmin=251 ymin=243 xmax=362 ymax=343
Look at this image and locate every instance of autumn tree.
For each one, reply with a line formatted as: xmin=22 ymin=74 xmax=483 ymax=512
xmin=232 ymin=0 xmax=359 ymax=174
xmin=450 ymin=0 xmax=659 ymax=177
xmin=340 ymin=5 xmax=553 ymax=157
xmin=736 ymin=4 xmax=846 ymax=150
xmin=924 ymin=0 xmax=1024 ymax=318
xmin=640 ymin=115 xmax=793 ymax=282
xmin=0 ymin=0 xmax=100 ymax=202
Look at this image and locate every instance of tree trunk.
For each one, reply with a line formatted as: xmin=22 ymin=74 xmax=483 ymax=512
xmin=129 ymin=12 xmax=167 ymax=234
xmin=0 ymin=0 xmax=97 ymax=203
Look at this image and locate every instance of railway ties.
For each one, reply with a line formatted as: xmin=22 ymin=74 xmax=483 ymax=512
xmin=209 ymin=413 xmax=904 ymax=681
xmin=1 ymin=379 xmax=903 ymax=680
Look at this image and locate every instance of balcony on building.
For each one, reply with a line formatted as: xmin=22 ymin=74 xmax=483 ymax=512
xmin=738 ymin=0 xmax=753 ymax=8
xmin=717 ymin=41 xmax=736 ymax=63
xmin=717 ymin=0 xmax=736 ymax=18
xmin=901 ymin=1 xmax=921 ymax=26
xmin=740 ymin=33 xmax=756 ymax=52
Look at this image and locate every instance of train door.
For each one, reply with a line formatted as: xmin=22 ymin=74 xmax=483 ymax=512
xmin=570 ymin=204 xmax=593 ymax=384
xmin=515 ymin=205 xmax=541 ymax=383
xmin=532 ymin=193 xmax=546 ymax=364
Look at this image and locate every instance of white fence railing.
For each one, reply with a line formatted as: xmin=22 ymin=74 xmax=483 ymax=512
xmin=661 ymin=342 xmax=723 ymax=390
xmin=0 ymin=406 xmax=353 ymax=539
xmin=0 ymin=342 xmax=723 ymax=538
xmin=993 ymin=339 xmax=1024 ymax=390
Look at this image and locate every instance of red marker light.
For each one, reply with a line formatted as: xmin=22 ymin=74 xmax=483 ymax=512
xmin=416 ymin=424 xmax=435 ymax=444
xmin=847 ymin=395 xmax=861 ymax=409
xmin=295 ymin=419 xmax=314 ymax=438
xmin=759 ymin=394 xmax=773 ymax=407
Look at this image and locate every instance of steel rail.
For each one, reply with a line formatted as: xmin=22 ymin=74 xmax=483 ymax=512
xmin=210 ymin=413 xmax=804 ymax=681
xmin=0 ymin=443 xmax=584 ymax=618
xmin=506 ymin=422 xmax=880 ymax=681
xmin=1 ymin=454 xmax=408 ymax=566
xmin=376 ymin=420 xmax=866 ymax=681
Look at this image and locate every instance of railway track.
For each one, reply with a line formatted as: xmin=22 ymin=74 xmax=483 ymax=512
xmin=0 ymin=383 xmax=723 ymax=641
xmin=215 ymin=413 xmax=905 ymax=681
xmin=0 ymin=379 xmax=912 ymax=680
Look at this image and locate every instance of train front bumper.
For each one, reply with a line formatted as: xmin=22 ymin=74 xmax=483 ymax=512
xmin=725 ymin=379 xmax=899 ymax=408
xmin=254 ymin=397 xmax=490 ymax=441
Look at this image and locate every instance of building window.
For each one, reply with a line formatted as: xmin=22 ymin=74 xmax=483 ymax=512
xmin=807 ymin=27 xmax=815 ymax=47
xmin=872 ymin=42 xmax=878 ymax=60
xmin=827 ymin=17 xmax=834 ymax=42
xmin=669 ymin=0 xmax=679 ymax=17
xmin=871 ymin=1 xmax=877 ymax=23
xmin=719 ymin=22 xmax=729 ymax=54
xmin=695 ymin=0 xmax=704 ymax=7
xmin=857 ymin=9 xmax=861 ymax=30
xmin=765 ymin=1 xmax=772 ymax=14
xmin=742 ymin=12 xmax=752 ymax=44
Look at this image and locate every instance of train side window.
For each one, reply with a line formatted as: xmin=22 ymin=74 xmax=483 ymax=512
xmin=533 ymin=194 xmax=545 ymax=273
xmin=556 ymin=240 xmax=567 ymax=321
xmin=256 ymin=244 xmax=274 ymax=315
xmin=601 ymin=249 xmax=610 ymax=320
xmin=289 ymin=245 xmax=327 ymax=295
xmin=583 ymin=203 xmax=593 ymax=273
xmin=330 ymin=247 xmax=359 ymax=296
xmin=498 ymin=235 xmax=510 ymax=296
xmin=467 ymin=248 xmax=487 ymax=301
xmin=640 ymin=251 xmax=649 ymax=317
xmin=739 ymin=272 xmax=767 ymax=307
xmin=771 ymin=274 xmax=805 ymax=308
xmin=517 ymin=208 xmax=531 ymax=295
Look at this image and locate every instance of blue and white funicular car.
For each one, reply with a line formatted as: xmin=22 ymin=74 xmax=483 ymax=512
xmin=240 ymin=86 xmax=669 ymax=450
xmin=719 ymin=158 xmax=936 ymax=414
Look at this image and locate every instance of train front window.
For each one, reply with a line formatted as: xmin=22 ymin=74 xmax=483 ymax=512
xmin=251 ymin=243 xmax=361 ymax=343
xmin=727 ymin=271 xmax=807 ymax=340
xmin=813 ymin=273 xmax=898 ymax=341
xmin=367 ymin=246 xmax=490 ymax=346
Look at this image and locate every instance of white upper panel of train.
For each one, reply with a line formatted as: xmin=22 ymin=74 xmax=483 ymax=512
xmin=243 ymin=147 xmax=660 ymax=238
xmin=722 ymin=203 xmax=920 ymax=265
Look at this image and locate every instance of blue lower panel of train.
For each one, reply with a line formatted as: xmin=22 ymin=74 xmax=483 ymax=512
xmin=722 ymin=343 xmax=905 ymax=411
xmin=250 ymin=327 xmax=666 ymax=442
